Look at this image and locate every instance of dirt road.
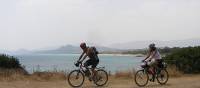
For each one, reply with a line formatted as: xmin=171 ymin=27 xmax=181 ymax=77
xmin=0 ymin=75 xmax=200 ymax=88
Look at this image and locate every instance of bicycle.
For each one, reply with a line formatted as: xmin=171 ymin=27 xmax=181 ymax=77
xmin=134 ymin=60 xmax=169 ymax=87
xmin=68 ymin=62 xmax=108 ymax=87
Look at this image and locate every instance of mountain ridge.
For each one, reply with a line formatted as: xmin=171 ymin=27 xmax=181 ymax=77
xmin=2 ymin=38 xmax=200 ymax=54
xmin=109 ymin=38 xmax=200 ymax=49
xmin=33 ymin=45 xmax=120 ymax=54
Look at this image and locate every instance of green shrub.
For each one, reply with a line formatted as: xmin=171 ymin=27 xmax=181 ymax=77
xmin=0 ymin=54 xmax=22 ymax=69
xmin=164 ymin=46 xmax=200 ymax=73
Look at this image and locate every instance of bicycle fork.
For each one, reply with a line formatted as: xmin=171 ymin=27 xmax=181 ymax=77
xmin=76 ymin=70 xmax=81 ymax=79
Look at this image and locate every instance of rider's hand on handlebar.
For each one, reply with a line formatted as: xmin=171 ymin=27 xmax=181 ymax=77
xmin=142 ymin=60 xmax=145 ymax=62
xmin=148 ymin=59 xmax=151 ymax=62
xmin=75 ymin=61 xmax=81 ymax=67
xmin=77 ymin=60 xmax=81 ymax=63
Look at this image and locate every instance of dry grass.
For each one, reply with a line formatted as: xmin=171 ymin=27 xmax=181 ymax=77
xmin=167 ymin=65 xmax=183 ymax=77
xmin=30 ymin=71 xmax=67 ymax=81
xmin=0 ymin=68 xmax=67 ymax=81
xmin=0 ymin=69 xmax=28 ymax=81
xmin=114 ymin=69 xmax=136 ymax=79
xmin=114 ymin=66 xmax=183 ymax=79
xmin=0 ymin=65 xmax=183 ymax=82
xmin=0 ymin=74 xmax=200 ymax=88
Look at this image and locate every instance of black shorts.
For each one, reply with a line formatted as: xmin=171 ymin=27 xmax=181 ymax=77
xmin=84 ymin=59 xmax=99 ymax=68
xmin=157 ymin=59 xmax=164 ymax=68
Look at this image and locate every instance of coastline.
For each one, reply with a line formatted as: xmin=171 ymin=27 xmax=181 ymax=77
xmin=99 ymin=54 xmax=143 ymax=57
xmin=14 ymin=53 xmax=145 ymax=57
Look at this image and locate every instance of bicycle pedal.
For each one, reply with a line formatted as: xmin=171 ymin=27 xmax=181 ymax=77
xmin=149 ymin=78 xmax=155 ymax=82
xmin=88 ymin=78 xmax=92 ymax=81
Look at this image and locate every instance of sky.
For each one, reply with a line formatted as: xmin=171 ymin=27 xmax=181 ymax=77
xmin=0 ymin=0 xmax=200 ymax=50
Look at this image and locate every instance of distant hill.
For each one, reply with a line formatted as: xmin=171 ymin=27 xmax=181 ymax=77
xmin=109 ymin=38 xmax=200 ymax=49
xmin=34 ymin=45 xmax=81 ymax=54
xmin=0 ymin=50 xmax=12 ymax=55
xmin=0 ymin=49 xmax=33 ymax=55
xmin=3 ymin=38 xmax=200 ymax=55
xmin=34 ymin=45 xmax=120 ymax=54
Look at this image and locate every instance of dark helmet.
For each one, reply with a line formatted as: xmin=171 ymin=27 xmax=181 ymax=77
xmin=80 ymin=42 xmax=87 ymax=49
xmin=149 ymin=43 xmax=155 ymax=48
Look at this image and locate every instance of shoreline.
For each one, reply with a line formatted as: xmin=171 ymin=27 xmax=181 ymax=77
xmin=14 ymin=53 xmax=145 ymax=57
xmin=99 ymin=53 xmax=144 ymax=57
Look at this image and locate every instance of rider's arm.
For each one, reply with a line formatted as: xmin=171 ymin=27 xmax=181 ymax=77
xmin=80 ymin=48 xmax=91 ymax=62
xmin=80 ymin=54 xmax=87 ymax=62
xmin=143 ymin=51 xmax=151 ymax=61
xmin=149 ymin=51 xmax=156 ymax=60
xmin=77 ymin=52 xmax=85 ymax=62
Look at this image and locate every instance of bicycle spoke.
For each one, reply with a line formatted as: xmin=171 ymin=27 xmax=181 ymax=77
xmin=68 ymin=70 xmax=85 ymax=87
xmin=94 ymin=70 xmax=108 ymax=86
xmin=135 ymin=70 xmax=149 ymax=87
xmin=156 ymin=69 xmax=169 ymax=85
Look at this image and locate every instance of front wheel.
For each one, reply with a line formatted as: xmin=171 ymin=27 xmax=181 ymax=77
xmin=94 ymin=69 xmax=108 ymax=86
xmin=156 ymin=69 xmax=169 ymax=85
xmin=135 ymin=70 xmax=149 ymax=87
xmin=68 ymin=70 xmax=85 ymax=87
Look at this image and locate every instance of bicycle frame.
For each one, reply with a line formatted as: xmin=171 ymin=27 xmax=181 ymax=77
xmin=68 ymin=62 xmax=108 ymax=87
xmin=76 ymin=62 xmax=85 ymax=74
xmin=140 ymin=61 xmax=168 ymax=80
xmin=135 ymin=61 xmax=169 ymax=87
xmin=76 ymin=62 xmax=105 ymax=72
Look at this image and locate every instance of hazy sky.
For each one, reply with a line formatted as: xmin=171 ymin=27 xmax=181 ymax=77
xmin=0 ymin=0 xmax=200 ymax=50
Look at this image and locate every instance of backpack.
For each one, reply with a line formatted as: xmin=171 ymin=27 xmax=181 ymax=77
xmin=91 ymin=47 xmax=99 ymax=55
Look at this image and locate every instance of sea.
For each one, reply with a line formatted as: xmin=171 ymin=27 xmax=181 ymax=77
xmin=15 ymin=54 xmax=143 ymax=74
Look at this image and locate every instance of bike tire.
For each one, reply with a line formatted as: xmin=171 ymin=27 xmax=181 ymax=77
xmin=68 ymin=70 xmax=85 ymax=87
xmin=135 ymin=70 xmax=149 ymax=87
xmin=94 ymin=69 xmax=108 ymax=86
xmin=156 ymin=69 xmax=169 ymax=85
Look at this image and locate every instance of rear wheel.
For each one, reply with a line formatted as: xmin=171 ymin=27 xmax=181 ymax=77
xmin=94 ymin=69 xmax=108 ymax=86
xmin=156 ymin=69 xmax=169 ymax=85
xmin=68 ymin=70 xmax=85 ymax=87
xmin=135 ymin=70 xmax=149 ymax=87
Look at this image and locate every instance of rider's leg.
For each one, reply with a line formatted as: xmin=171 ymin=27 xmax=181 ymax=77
xmin=91 ymin=68 xmax=96 ymax=78
xmin=84 ymin=60 xmax=94 ymax=81
xmin=83 ymin=60 xmax=89 ymax=69
xmin=149 ymin=59 xmax=157 ymax=82
xmin=91 ymin=59 xmax=99 ymax=79
xmin=156 ymin=59 xmax=163 ymax=74
xmin=148 ymin=59 xmax=156 ymax=74
xmin=92 ymin=55 xmax=99 ymax=78
xmin=84 ymin=59 xmax=92 ymax=75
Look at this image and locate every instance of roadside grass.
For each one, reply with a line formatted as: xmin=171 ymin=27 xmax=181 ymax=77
xmin=114 ymin=65 xmax=183 ymax=79
xmin=30 ymin=71 xmax=67 ymax=81
xmin=0 ymin=65 xmax=183 ymax=81
xmin=114 ymin=69 xmax=136 ymax=79
xmin=167 ymin=65 xmax=183 ymax=77
xmin=0 ymin=68 xmax=27 ymax=81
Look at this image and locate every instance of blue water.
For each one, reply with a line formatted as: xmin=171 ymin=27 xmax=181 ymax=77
xmin=15 ymin=54 xmax=143 ymax=73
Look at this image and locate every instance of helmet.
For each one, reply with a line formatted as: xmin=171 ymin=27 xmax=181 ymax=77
xmin=149 ymin=43 xmax=155 ymax=48
xmin=80 ymin=42 xmax=86 ymax=49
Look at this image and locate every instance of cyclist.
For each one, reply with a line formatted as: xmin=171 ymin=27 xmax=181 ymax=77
xmin=142 ymin=43 xmax=162 ymax=81
xmin=76 ymin=42 xmax=99 ymax=81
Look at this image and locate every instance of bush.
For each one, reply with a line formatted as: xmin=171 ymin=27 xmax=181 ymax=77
xmin=164 ymin=46 xmax=200 ymax=74
xmin=0 ymin=54 xmax=22 ymax=69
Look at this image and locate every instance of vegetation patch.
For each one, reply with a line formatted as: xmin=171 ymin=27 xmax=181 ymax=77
xmin=164 ymin=46 xmax=200 ymax=74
